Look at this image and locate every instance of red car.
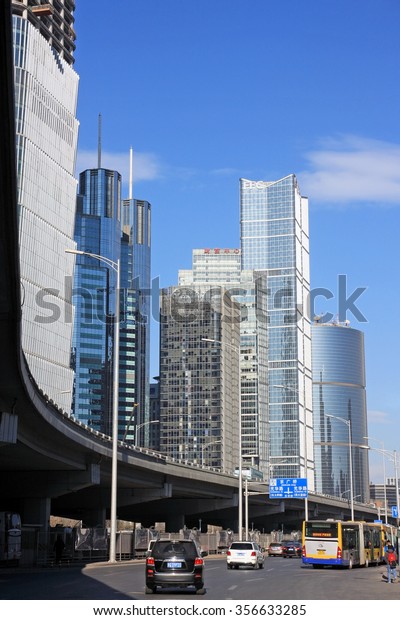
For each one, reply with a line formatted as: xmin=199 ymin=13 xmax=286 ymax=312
xmin=281 ymin=540 xmax=302 ymax=558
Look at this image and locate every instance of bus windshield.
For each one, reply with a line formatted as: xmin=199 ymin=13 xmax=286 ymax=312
xmin=305 ymin=521 xmax=338 ymax=538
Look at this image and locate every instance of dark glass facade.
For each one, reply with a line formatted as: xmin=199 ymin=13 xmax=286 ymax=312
xmin=71 ymin=169 xmax=122 ymax=434
xmin=71 ymin=172 xmax=151 ymax=442
xmin=159 ymin=286 xmax=240 ymax=472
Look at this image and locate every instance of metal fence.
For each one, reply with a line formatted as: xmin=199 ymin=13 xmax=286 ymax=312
xmin=18 ymin=525 xmax=302 ymax=567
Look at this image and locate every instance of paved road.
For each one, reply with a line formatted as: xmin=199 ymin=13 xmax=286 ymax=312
xmin=1 ymin=556 xmax=399 ymax=600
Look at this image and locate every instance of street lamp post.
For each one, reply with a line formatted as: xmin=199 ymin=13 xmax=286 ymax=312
xmin=364 ymin=436 xmax=388 ymax=523
xmin=66 ymin=248 xmax=121 ymax=563
xmin=363 ymin=444 xmax=400 ymax=528
xmin=135 ymin=420 xmax=160 ymax=447
xmin=202 ymin=337 xmax=243 ymax=540
xmin=326 ymin=414 xmax=354 ymax=521
xmin=394 ymin=451 xmax=400 ymax=528
xmin=273 ymin=384 xmax=309 ymax=520
xmin=201 ymin=439 xmax=222 ymax=467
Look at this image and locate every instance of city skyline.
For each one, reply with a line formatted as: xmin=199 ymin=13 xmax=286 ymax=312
xmin=72 ymin=0 xmax=400 ymax=483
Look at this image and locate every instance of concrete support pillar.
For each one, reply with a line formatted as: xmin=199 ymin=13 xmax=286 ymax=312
xmin=165 ymin=513 xmax=185 ymax=533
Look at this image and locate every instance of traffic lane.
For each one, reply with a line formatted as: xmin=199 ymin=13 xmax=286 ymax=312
xmin=256 ymin=556 xmax=400 ymax=601
xmin=1 ymin=557 xmax=399 ymax=600
xmin=130 ymin=556 xmax=400 ymax=601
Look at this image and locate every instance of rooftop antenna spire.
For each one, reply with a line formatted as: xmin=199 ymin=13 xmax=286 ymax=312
xmin=97 ymin=113 xmax=102 ymax=168
xmin=129 ymin=146 xmax=133 ymax=200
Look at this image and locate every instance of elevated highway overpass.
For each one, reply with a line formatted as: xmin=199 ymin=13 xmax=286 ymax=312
xmin=0 ymin=3 xmax=380 ymax=540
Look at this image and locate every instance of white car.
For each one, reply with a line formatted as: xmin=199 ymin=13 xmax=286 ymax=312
xmin=227 ymin=541 xmax=264 ymax=569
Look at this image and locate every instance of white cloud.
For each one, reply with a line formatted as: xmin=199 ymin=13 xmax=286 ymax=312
xmin=299 ymin=135 xmax=400 ymax=206
xmin=76 ymin=150 xmax=162 ymax=182
xmin=367 ymin=409 xmax=391 ymax=424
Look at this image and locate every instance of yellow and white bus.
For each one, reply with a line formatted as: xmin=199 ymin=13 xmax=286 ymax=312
xmin=302 ymin=519 xmax=397 ymax=569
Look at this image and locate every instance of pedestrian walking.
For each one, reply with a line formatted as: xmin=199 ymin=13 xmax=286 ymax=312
xmin=384 ymin=543 xmax=398 ymax=583
xmin=53 ymin=534 xmax=65 ymax=566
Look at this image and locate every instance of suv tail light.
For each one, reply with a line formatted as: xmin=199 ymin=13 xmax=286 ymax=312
xmin=227 ymin=550 xmax=231 ymax=556
xmin=251 ymin=551 xmax=256 ymax=556
xmin=146 ymin=557 xmax=155 ymax=566
xmin=194 ymin=557 xmax=204 ymax=566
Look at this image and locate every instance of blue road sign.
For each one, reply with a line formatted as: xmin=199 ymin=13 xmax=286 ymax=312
xmin=391 ymin=506 xmax=398 ymax=518
xmin=269 ymin=478 xmax=308 ymax=499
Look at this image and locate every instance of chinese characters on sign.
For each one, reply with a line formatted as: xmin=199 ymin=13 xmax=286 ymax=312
xmin=203 ymin=248 xmax=240 ymax=254
xmin=269 ymin=478 xmax=308 ymax=499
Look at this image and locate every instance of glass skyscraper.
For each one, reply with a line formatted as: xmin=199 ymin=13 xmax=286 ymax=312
xmin=121 ymin=197 xmax=151 ymax=444
xmin=159 ymin=284 xmax=240 ymax=472
xmin=178 ymin=249 xmax=269 ymax=474
xmin=240 ymin=176 xmax=314 ymax=487
xmin=312 ymin=320 xmax=369 ymax=502
xmin=12 ymin=1 xmax=79 ymax=413
xmin=71 ymin=169 xmax=152 ymax=443
xmin=71 ymin=169 xmax=122 ymax=434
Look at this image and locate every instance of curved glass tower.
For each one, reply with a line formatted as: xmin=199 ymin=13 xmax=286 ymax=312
xmin=312 ymin=321 xmax=369 ymax=502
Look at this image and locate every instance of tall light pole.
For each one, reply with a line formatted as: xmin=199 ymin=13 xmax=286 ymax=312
xmin=395 ymin=451 xmax=400 ymax=529
xmin=201 ymin=439 xmax=222 ymax=467
xmin=364 ymin=436 xmax=387 ymax=523
xmin=66 ymin=248 xmax=121 ymax=562
xmin=273 ymin=384 xmax=309 ymax=520
xmin=362 ymin=443 xmax=399 ymax=528
xmin=326 ymin=414 xmax=354 ymax=521
xmin=202 ymin=337 xmax=243 ymax=540
xmin=135 ymin=420 xmax=159 ymax=447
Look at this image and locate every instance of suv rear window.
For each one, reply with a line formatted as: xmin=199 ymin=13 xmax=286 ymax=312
xmin=152 ymin=540 xmax=198 ymax=558
xmin=230 ymin=543 xmax=253 ymax=550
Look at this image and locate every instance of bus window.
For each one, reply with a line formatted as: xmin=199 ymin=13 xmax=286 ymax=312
xmin=343 ymin=526 xmax=358 ymax=551
xmin=304 ymin=520 xmax=338 ymax=539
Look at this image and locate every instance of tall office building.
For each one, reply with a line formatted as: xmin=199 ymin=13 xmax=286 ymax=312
xmin=71 ymin=166 xmax=152 ymax=442
xmin=178 ymin=249 xmax=269 ymax=474
xmin=240 ymin=176 xmax=314 ymax=486
xmin=71 ymin=168 xmax=122 ymax=434
xmin=312 ymin=320 xmax=369 ymax=502
xmin=178 ymin=248 xmax=242 ymax=286
xmin=121 ymin=195 xmax=151 ymax=444
xmin=159 ymin=285 xmax=240 ymax=472
xmin=12 ymin=0 xmax=79 ymax=411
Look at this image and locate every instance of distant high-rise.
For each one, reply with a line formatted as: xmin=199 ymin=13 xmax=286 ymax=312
xmin=240 ymin=176 xmax=314 ymax=486
xmin=159 ymin=284 xmax=240 ymax=472
xmin=71 ymin=167 xmax=152 ymax=443
xmin=72 ymin=168 xmax=122 ymax=434
xmin=121 ymin=196 xmax=151 ymax=444
xmin=178 ymin=249 xmax=269 ymax=474
xmin=312 ymin=320 xmax=369 ymax=502
xmin=12 ymin=0 xmax=79 ymax=411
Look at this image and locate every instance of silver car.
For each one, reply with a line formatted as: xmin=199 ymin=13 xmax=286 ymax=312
xmin=227 ymin=541 xmax=264 ymax=569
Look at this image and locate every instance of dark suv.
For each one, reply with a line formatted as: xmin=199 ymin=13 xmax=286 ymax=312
xmin=145 ymin=539 xmax=205 ymax=594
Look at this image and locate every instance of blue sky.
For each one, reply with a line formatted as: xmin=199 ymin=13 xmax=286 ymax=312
xmin=73 ymin=0 xmax=400 ymax=483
